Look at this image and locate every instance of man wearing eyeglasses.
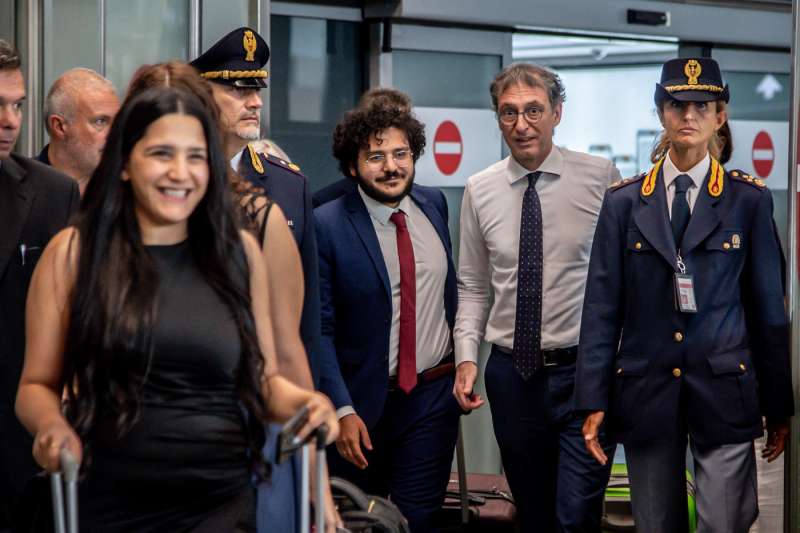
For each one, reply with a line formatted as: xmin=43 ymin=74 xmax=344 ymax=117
xmin=315 ymin=98 xmax=460 ymax=532
xmin=453 ymin=63 xmax=621 ymax=532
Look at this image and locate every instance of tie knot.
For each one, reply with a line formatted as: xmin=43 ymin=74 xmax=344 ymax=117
xmin=390 ymin=210 xmax=407 ymax=229
xmin=674 ymin=174 xmax=693 ymax=194
xmin=527 ymin=171 xmax=541 ymax=188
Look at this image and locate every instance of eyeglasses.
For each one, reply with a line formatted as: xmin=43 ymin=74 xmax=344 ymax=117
xmin=365 ymin=149 xmax=413 ymax=168
xmin=498 ymin=106 xmax=545 ymax=125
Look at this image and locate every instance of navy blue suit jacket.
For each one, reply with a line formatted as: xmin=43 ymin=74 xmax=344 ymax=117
xmin=575 ymin=159 xmax=794 ymax=447
xmin=315 ymin=185 xmax=457 ymax=429
xmin=238 ymin=148 xmax=322 ymax=386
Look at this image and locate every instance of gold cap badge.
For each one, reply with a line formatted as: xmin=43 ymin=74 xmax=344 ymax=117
xmin=684 ymin=59 xmax=701 ymax=86
xmin=243 ymin=30 xmax=257 ymax=62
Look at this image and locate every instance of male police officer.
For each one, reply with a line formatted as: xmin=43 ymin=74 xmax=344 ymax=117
xmin=191 ymin=27 xmax=322 ymax=533
xmin=576 ymin=58 xmax=793 ymax=532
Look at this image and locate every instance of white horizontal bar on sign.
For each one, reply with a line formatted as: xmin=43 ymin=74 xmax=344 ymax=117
xmin=434 ymin=142 xmax=462 ymax=154
xmin=752 ymin=149 xmax=774 ymax=160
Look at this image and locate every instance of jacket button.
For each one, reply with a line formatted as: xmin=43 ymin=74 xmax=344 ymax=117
xmin=739 ymin=363 xmax=746 ymax=371
xmin=673 ymin=331 xmax=684 ymax=342
xmin=634 ymin=242 xmax=642 ymax=250
xmin=672 ymin=368 xmax=682 ymax=378
xmin=616 ymin=368 xmax=623 ymax=375
xmin=723 ymin=242 xmax=731 ymax=250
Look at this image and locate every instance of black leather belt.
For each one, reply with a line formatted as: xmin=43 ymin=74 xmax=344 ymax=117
xmin=388 ymin=354 xmax=455 ymax=391
xmin=494 ymin=344 xmax=578 ymax=367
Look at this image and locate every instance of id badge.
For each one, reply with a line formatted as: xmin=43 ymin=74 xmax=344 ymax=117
xmin=674 ymin=273 xmax=698 ymax=313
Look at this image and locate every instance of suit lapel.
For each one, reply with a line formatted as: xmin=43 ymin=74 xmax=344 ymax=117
xmin=344 ymin=191 xmax=391 ymax=302
xmin=633 ymin=159 xmax=678 ymax=270
xmin=0 ymin=157 xmax=35 ymax=279
xmin=679 ymin=159 xmax=724 ymax=257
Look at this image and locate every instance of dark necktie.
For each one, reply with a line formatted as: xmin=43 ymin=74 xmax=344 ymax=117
xmin=671 ymin=174 xmax=693 ymax=248
xmin=389 ymin=211 xmax=417 ymax=393
xmin=512 ymin=172 xmax=543 ymax=380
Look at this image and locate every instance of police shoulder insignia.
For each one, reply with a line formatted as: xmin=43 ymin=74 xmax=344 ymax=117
xmin=608 ymin=173 xmax=644 ymax=191
xmin=729 ymin=169 xmax=766 ymax=189
xmin=264 ymin=153 xmax=305 ymax=178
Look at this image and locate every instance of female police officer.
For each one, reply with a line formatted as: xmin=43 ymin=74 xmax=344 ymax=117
xmin=574 ymin=57 xmax=793 ymax=532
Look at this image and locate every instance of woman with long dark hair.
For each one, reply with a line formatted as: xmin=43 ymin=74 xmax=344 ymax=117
xmin=15 ymin=86 xmax=338 ymax=531
xmin=123 ymin=60 xmax=339 ymax=530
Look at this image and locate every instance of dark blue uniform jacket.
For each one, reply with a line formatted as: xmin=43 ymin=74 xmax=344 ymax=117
xmin=574 ymin=158 xmax=794 ymax=447
xmin=238 ymin=147 xmax=322 ymax=386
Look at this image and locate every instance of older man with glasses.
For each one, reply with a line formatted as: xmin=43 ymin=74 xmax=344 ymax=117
xmin=315 ymin=95 xmax=461 ymax=533
xmin=453 ymin=62 xmax=622 ymax=532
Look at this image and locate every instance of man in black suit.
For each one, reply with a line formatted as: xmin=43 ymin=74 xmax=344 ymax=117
xmin=0 ymin=40 xmax=79 ymax=527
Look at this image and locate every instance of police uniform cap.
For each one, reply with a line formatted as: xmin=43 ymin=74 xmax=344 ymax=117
xmin=654 ymin=57 xmax=729 ymax=106
xmin=190 ymin=27 xmax=269 ymax=88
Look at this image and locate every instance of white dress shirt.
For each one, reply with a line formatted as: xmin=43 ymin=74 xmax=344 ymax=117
xmin=454 ymin=146 xmax=621 ymax=365
xmin=663 ymin=151 xmax=709 ymax=216
xmin=230 ymin=150 xmax=244 ymax=173
xmin=338 ymin=187 xmax=452 ymax=419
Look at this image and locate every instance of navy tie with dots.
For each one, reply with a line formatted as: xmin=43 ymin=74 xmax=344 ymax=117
xmin=512 ymin=171 xmax=543 ymax=380
xmin=671 ymin=174 xmax=693 ymax=247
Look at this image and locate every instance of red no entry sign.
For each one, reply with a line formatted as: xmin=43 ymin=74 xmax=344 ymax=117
xmin=433 ymin=121 xmax=462 ymax=175
xmin=752 ymin=130 xmax=774 ymax=178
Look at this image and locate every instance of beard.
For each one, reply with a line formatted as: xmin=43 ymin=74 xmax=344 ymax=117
xmin=356 ymin=167 xmax=415 ymax=205
xmin=63 ymin=136 xmax=102 ymax=179
xmin=235 ymin=125 xmax=261 ymax=141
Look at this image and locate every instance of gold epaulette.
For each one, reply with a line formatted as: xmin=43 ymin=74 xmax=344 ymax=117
xmin=265 ymin=153 xmax=304 ymax=177
xmin=608 ymin=173 xmax=645 ymax=191
xmin=729 ymin=169 xmax=766 ymax=189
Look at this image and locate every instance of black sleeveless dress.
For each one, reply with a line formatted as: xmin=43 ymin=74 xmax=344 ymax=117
xmin=79 ymin=241 xmax=254 ymax=532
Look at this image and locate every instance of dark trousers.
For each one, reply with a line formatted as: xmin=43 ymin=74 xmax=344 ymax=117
xmin=328 ymin=374 xmax=460 ymax=533
xmin=484 ymin=346 xmax=614 ymax=533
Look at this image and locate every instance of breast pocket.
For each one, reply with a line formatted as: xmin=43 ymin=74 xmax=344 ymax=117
xmin=703 ymin=228 xmax=745 ymax=279
xmin=19 ymin=244 xmax=44 ymax=278
xmin=704 ymin=229 xmax=744 ymax=253
xmin=626 ymin=229 xmax=654 ymax=254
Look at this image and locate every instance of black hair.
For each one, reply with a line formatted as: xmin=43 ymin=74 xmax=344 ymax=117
xmin=332 ymin=102 xmax=426 ymax=179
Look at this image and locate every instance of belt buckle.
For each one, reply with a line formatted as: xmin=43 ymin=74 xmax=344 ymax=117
xmin=542 ymin=351 xmax=558 ymax=367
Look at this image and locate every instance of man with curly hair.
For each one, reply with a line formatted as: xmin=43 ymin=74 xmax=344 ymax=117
xmin=315 ymin=97 xmax=460 ymax=532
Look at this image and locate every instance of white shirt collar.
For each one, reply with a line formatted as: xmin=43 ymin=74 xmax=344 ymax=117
xmin=507 ymin=145 xmax=565 ymax=185
xmin=230 ymin=150 xmax=244 ymax=173
xmin=663 ymin=151 xmax=709 ymax=190
xmin=358 ymin=185 xmax=412 ymax=226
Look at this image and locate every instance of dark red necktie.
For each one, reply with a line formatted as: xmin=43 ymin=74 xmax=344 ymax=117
xmin=390 ymin=211 xmax=417 ymax=393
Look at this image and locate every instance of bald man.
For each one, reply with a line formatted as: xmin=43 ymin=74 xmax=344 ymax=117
xmin=38 ymin=68 xmax=120 ymax=195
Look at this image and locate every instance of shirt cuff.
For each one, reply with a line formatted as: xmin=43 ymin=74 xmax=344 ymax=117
xmin=455 ymin=337 xmax=479 ymax=366
xmin=337 ymin=405 xmax=356 ymax=420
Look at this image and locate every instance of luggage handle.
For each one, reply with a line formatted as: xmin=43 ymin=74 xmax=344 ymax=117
xmin=297 ymin=422 xmax=330 ymax=533
xmin=455 ymin=420 xmax=469 ymax=525
xmin=51 ymin=448 xmax=80 ymax=533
